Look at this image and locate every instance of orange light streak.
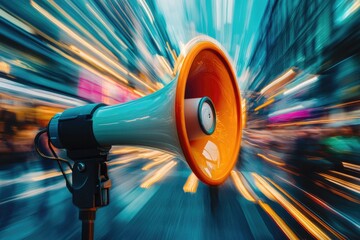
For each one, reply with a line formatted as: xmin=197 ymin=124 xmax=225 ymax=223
xmin=142 ymin=156 xmax=173 ymax=171
xmin=319 ymin=173 xmax=360 ymax=193
xmin=230 ymin=172 xmax=299 ymax=239
xmin=141 ymin=161 xmax=177 ymax=188
xmin=279 ymin=176 xmax=360 ymax=226
xmin=183 ymin=173 xmax=199 ymax=193
xmin=252 ymin=173 xmax=331 ymax=240
xmin=230 ymin=171 xmax=256 ymax=202
xmin=69 ymin=45 xmax=128 ymax=84
xmin=133 ymin=89 xmax=146 ymax=97
xmin=326 ymin=100 xmax=360 ymax=109
xmin=260 ymin=68 xmax=297 ymax=95
xmin=268 ymin=116 xmax=360 ymax=127
xmin=31 ymin=0 xmax=129 ymax=77
xmin=342 ymin=162 xmax=360 ymax=172
xmin=109 ymin=155 xmax=139 ymax=165
xmin=0 ymin=61 xmax=11 ymax=74
xmin=257 ymin=153 xmax=285 ymax=166
xmin=279 ymin=167 xmax=300 ymax=176
xmin=253 ymin=176 xmax=276 ymax=201
xmin=314 ymin=180 xmax=360 ymax=204
xmin=329 ymin=170 xmax=360 ymax=182
xmin=111 ymin=147 xmax=141 ymax=155
xmin=255 ymin=98 xmax=275 ymax=112
xmin=258 ymin=200 xmax=299 ymax=240
xmin=49 ymin=44 xmax=134 ymax=92
xmin=267 ymin=177 xmax=346 ymax=240
xmin=47 ymin=0 xmax=118 ymax=58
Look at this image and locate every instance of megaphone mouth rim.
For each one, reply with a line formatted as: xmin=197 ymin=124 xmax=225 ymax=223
xmin=175 ymin=40 xmax=242 ymax=185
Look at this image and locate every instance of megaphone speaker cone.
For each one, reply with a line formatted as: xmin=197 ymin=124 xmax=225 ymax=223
xmin=175 ymin=40 xmax=242 ymax=185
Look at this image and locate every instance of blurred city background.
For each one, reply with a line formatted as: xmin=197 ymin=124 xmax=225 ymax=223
xmin=0 ymin=0 xmax=359 ymax=239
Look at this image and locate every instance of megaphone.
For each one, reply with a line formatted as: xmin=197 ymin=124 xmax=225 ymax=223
xmin=48 ymin=36 xmax=242 ymax=186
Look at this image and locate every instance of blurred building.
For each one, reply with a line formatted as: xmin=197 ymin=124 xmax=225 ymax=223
xmin=321 ymin=0 xmax=360 ymax=106
xmin=245 ymin=0 xmax=360 ymax=127
xmin=246 ymin=0 xmax=336 ymax=102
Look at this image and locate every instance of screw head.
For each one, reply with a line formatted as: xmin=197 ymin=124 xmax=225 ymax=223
xmin=77 ymin=162 xmax=86 ymax=172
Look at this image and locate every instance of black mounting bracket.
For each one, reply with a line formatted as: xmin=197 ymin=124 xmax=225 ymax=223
xmin=68 ymin=147 xmax=111 ymax=240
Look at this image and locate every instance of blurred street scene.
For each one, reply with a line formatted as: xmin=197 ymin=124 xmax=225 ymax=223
xmin=0 ymin=0 xmax=359 ymax=239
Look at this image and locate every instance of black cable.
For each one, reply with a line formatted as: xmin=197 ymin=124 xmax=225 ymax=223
xmin=34 ymin=129 xmax=72 ymax=169
xmin=47 ymin=136 xmax=74 ymax=193
xmin=34 ymin=129 xmax=73 ymax=192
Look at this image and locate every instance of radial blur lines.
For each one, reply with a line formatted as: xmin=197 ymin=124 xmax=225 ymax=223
xmin=257 ymin=153 xmax=285 ymax=167
xmin=318 ymin=173 xmax=360 ymax=194
xmin=252 ymin=173 xmax=331 ymax=240
xmin=1 ymin=0 xmax=360 ymax=239
xmin=258 ymin=200 xmax=299 ymax=240
xmin=230 ymin=170 xmax=256 ymax=202
xmin=140 ymin=160 xmax=177 ymax=189
xmin=142 ymin=155 xmax=173 ymax=171
xmin=342 ymin=162 xmax=360 ymax=172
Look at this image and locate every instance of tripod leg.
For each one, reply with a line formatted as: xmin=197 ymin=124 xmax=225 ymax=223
xmin=79 ymin=208 xmax=96 ymax=240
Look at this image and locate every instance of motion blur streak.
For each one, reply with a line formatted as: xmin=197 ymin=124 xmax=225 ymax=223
xmin=342 ymin=162 xmax=360 ymax=172
xmin=142 ymin=155 xmax=173 ymax=171
xmin=314 ymin=179 xmax=360 ymax=204
xmin=0 ymin=8 xmax=35 ymax=34
xmin=258 ymin=200 xmax=299 ymax=240
xmin=140 ymin=160 xmax=177 ymax=189
xmin=257 ymin=153 xmax=285 ymax=166
xmin=31 ymin=1 xmax=132 ymax=86
xmin=266 ymin=177 xmax=346 ymax=240
xmin=329 ymin=170 xmax=360 ymax=183
xmin=183 ymin=173 xmax=199 ymax=193
xmin=31 ymin=169 xmax=71 ymax=182
xmin=253 ymin=174 xmax=276 ymax=202
xmin=254 ymin=98 xmax=274 ymax=112
xmin=0 ymin=0 xmax=360 ymax=239
xmin=283 ymin=76 xmax=319 ymax=96
xmin=319 ymin=173 xmax=360 ymax=193
xmin=278 ymin=176 xmax=360 ymax=230
xmin=230 ymin=170 xmax=256 ymax=202
xmin=260 ymin=68 xmax=297 ymax=95
xmin=0 ymin=78 xmax=86 ymax=107
xmin=252 ymin=173 xmax=331 ymax=240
